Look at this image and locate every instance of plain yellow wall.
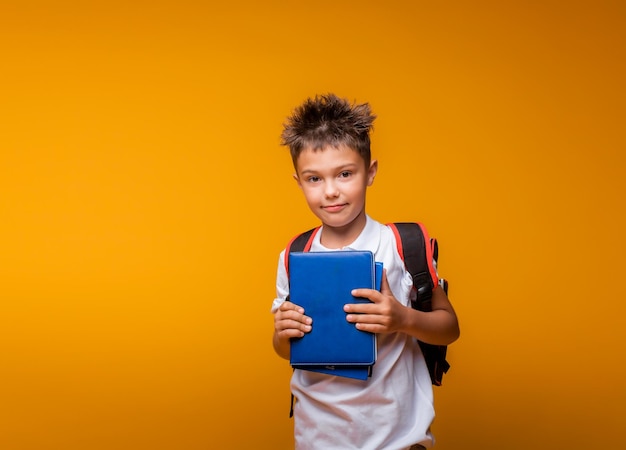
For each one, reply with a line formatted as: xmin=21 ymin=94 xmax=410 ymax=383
xmin=1 ymin=1 xmax=624 ymax=449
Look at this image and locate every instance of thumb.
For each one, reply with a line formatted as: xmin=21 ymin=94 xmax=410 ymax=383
xmin=380 ymin=268 xmax=392 ymax=294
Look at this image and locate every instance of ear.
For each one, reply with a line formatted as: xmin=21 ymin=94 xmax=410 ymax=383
xmin=293 ymin=173 xmax=303 ymax=188
xmin=366 ymin=159 xmax=378 ymax=186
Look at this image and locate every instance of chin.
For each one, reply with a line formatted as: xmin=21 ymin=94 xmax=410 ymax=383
xmin=322 ymin=216 xmax=359 ymax=230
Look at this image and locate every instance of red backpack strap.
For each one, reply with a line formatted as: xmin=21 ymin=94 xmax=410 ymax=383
xmin=284 ymin=227 xmax=320 ymax=274
xmin=417 ymin=222 xmax=439 ymax=289
xmin=388 ymin=222 xmax=450 ymax=386
xmin=387 ymin=222 xmax=439 ymax=307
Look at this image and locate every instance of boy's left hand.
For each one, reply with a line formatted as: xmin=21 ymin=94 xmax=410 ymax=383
xmin=344 ymin=269 xmax=408 ymax=334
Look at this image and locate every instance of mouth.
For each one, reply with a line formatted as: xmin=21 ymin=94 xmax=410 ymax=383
xmin=322 ymin=203 xmax=347 ymax=213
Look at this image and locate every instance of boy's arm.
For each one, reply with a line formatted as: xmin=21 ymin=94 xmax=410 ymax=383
xmin=403 ymin=284 xmax=460 ymax=345
xmin=271 ymin=250 xmax=313 ymax=360
xmin=346 ymin=270 xmax=460 ymax=345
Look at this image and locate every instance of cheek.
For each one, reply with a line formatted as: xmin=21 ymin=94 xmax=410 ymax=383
xmin=300 ymin=186 xmax=319 ymax=204
xmin=346 ymin=182 xmax=367 ymax=200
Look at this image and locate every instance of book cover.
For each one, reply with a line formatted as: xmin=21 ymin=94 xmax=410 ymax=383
xmin=289 ymin=251 xmax=380 ymax=376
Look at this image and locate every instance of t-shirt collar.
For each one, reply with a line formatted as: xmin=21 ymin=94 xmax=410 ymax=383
xmin=312 ymin=215 xmax=380 ymax=254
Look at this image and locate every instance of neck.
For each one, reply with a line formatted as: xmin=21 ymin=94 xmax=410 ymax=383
xmin=319 ymin=212 xmax=367 ymax=249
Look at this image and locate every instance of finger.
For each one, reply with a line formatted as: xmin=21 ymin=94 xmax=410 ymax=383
xmin=348 ymin=309 xmax=393 ymax=331
xmin=350 ymin=287 xmax=379 ymax=302
xmin=344 ymin=301 xmax=377 ymax=315
xmin=380 ymin=268 xmax=392 ymax=294
xmin=276 ymin=318 xmax=312 ymax=333
xmin=280 ymin=300 xmax=305 ymax=315
xmin=277 ymin=325 xmax=311 ymax=339
xmin=345 ymin=310 xmax=382 ymax=323
xmin=351 ymin=268 xmax=391 ymax=300
xmin=354 ymin=322 xmax=386 ymax=333
xmin=276 ymin=301 xmax=313 ymax=326
xmin=276 ymin=309 xmax=313 ymax=326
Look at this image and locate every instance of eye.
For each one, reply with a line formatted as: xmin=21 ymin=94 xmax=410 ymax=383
xmin=338 ymin=171 xmax=352 ymax=178
xmin=307 ymin=176 xmax=321 ymax=183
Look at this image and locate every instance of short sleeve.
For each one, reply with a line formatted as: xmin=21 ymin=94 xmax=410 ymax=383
xmin=270 ymin=249 xmax=290 ymax=313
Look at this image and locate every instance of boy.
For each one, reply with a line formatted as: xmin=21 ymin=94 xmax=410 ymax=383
xmin=271 ymin=94 xmax=460 ymax=450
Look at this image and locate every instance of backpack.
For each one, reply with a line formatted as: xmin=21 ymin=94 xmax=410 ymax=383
xmin=284 ymin=222 xmax=450 ymax=386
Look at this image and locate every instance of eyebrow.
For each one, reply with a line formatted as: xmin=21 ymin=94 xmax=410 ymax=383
xmin=299 ymin=163 xmax=359 ymax=176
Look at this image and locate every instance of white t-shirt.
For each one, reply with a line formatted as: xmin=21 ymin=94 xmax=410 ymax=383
xmin=272 ymin=216 xmax=435 ymax=450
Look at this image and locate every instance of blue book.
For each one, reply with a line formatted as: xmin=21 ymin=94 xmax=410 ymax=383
xmin=289 ymin=251 xmax=382 ymax=380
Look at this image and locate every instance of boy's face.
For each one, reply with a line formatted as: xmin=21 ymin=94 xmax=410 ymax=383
xmin=294 ymin=145 xmax=377 ymax=234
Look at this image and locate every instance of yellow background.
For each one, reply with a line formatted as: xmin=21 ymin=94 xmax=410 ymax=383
xmin=1 ymin=1 xmax=624 ymax=449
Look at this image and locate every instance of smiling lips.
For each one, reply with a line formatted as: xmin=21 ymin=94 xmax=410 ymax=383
xmin=323 ymin=203 xmax=347 ymax=213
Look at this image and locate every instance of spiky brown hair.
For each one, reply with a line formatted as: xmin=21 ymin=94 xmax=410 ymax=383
xmin=280 ymin=94 xmax=376 ymax=168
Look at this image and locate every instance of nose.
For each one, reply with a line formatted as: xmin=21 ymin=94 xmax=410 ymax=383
xmin=324 ymin=180 xmax=339 ymax=198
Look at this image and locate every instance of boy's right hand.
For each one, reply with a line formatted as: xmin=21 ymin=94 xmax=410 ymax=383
xmin=274 ymin=301 xmax=313 ymax=340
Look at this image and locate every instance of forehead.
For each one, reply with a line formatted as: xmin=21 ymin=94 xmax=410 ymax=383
xmin=295 ymin=145 xmax=365 ymax=173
